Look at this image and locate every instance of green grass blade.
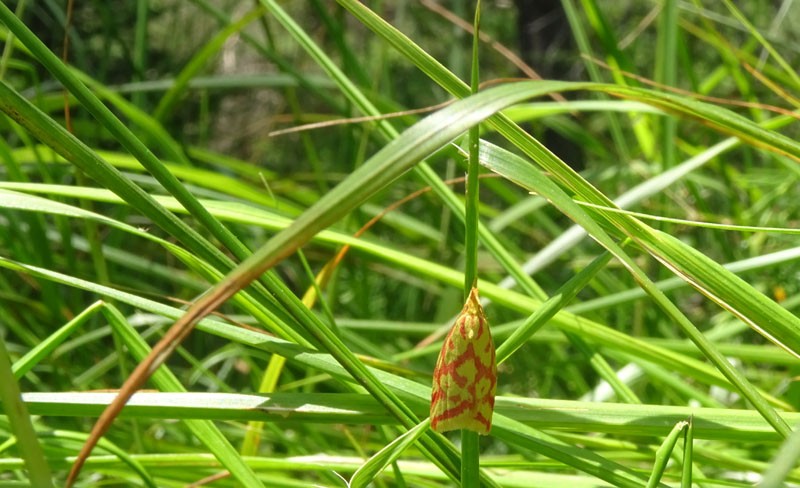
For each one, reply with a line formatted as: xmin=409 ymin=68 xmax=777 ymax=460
xmin=350 ymin=419 xmax=430 ymax=488
xmin=0 ymin=333 xmax=53 ymax=487
xmin=16 ymin=389 xmax=800 ymax=443
xmin=496 ymin=249 xmax=614 ymax=364
xmin=478 ymin=140 xmax=791 ymax=438
xmin=682 ymin=416 xmax=694 ymax=488
xmin=646 ymin=421 xmax=687 ymax=488
xmin=655 ymin=0 xmax=678 ymax=168
xmin=757 ymin=422 xmax=800 ymax=488
xmin=131 ymin=0 xmax=148 ymax=108
xmin=99 ymin=304 xmax=264 ymax=487
xmin=0 ymin=182 xmax=779 ymax=402
xmin=12 ymin=300 xmax=104 ymax=379
xmin=0 ymin=256 xmax=655 ymax=487
xmin=263 ymin=0 xmax=548 ymax=302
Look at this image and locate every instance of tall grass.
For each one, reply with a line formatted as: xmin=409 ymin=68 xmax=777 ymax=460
xmin=1 ymin=1 xmax=800 ymax=486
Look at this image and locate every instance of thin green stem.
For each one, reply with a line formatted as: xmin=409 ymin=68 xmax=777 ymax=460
xmin=463 ymin=0 xmax=481 ymax=297
xmin=132 ymin=0 xmax=148 ymax=108
xmin=462 ymin=3 xmax=482 ymax=487
xmin=655 ymin=0 xmax=677 ymax=169
xmin=460 ymin=429 xmax=479 ymax=488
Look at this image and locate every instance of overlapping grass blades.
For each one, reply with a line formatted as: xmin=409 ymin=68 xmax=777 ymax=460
xmin=1 ymin=1 xmax=799 ymax=486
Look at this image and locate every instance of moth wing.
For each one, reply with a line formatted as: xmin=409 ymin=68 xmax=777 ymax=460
xmin=430 ymin=320 xmax=474 ymax=433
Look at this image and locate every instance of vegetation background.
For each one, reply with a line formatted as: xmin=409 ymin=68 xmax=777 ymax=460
xmin=1 ymin=0 xmax=800 ymax=486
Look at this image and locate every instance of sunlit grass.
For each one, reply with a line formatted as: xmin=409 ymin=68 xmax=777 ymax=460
xmin=1 ymin=1 xmax=800 ymax=487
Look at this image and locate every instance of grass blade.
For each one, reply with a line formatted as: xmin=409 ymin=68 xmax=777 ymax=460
xmin=99 ymin=304 xmax=264 ymax=487
xmin=12 ymin=300 xmax=104 ymax=379
xmin=478 ymin=140 xmax=791 ymax=438
xmin=0 ymin=332 xmax=54 ymax=487
xmin=682 ymin=416 xmax=694 ymax=488
xmin=0 ymin=182 xmax=783 ymax=405
xmin=66 ymin=81 xmax=574 ymax=486
xmin=350 ymin=419 xmax=430 ymax=488
xmin=646 ymin=421 xmax=687 ymax=488
xmin=496 ymin=249 xmax=615 ymax=364
xmin=757 ymin=422 xmax=800 ymax=488
xmin=462 ymin=2 xmax=483 ymax=486
xmin=0 ymin=255 xmax=656 ymax=487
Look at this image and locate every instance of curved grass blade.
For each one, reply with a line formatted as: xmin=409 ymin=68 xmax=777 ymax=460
xmin=335 ymin=0 xmax=800 ymax=362
xmin=260 ymin=0 xmax=549 ymax=302
xmin=12 ymin=300 xmax=104 ymax=379
xmin=0 ymin=256 xmax=661 ymax=488
xmin=0 ymin=182 xmax=785 ymax=405
xmin=65 ymin=81 xmax=579 ymax=486
xmin=478 ymin=141 xmax=791 ymax=438
xmin=350 ymin=419 xmax=430 ymax=488
xmin=99 ymin=304 xmax=264 ymax=487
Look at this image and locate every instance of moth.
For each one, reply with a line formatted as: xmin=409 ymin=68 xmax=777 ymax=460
xmin=430 ymin=287 xmax=497 ymax=434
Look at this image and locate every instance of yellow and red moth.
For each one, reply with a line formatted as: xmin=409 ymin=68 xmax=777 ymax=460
xmin=430 ymin=287 xmax=497 ymax=435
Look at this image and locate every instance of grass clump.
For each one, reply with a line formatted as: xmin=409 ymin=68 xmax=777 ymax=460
xmin=1 ymin=1 xmax=800 ymax=487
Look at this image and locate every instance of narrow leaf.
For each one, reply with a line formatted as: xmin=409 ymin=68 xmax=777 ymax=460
xmin=647 ymin=421 xmax=687 ymax=488
xmin=350 ymin=419 xmax=430 ymax=488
